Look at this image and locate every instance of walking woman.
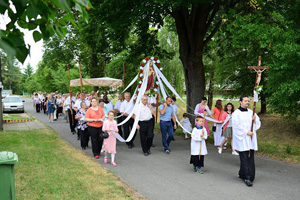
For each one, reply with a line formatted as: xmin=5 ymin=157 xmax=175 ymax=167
xmin=85 ymin=98 xmax=106 ymax=159
xmin=212 ymin=99 xmax=224 ymax=152
xmin=75 ymin=101 xmax=89 ymax=150
xmin=194 ymin=97 xmax=212 ymax=136
xmin=46 ymin=94 xmax=54 ymax=123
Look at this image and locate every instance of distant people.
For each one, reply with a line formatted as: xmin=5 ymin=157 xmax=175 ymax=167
xmin=212 ymin=99 xmax=224 ymax=152
xmin=75 ymin=102 xmax=89 ymax=150
xmin=180 ymin=113 xmax=192 ymax=139
xmin=38 ymin=92 xmax=44 ymax=111
xmin=99 ymin=99 xmax=109 ymax=117
xmin=114 ymin=94 xmax=124 ymax=137
xmin=85 ymin=98 xmax=105 ymax=159
xmin=66 ymin=92 xmax=77 ymax=134
xmin=194 ymin=97 xmax=212 ymax=136
xmin=232 ymin=95 xmax=261 ymax=187
xmin=219 ymin=102 xmax=238 ymax=155
xmin=33 ymin=94 xmax=40 ymax=113
xmin=56 ymin=95 xmax=63 ymax=120
xmin=159 ymin=96 xmax=177 ymax=154
xmin=120 ymin=92 xmax=136 ymax=149
xmin=103 ymin=91 xmax=113 ymax=111
xmin=102 ymin=110 xmax=119 ymax=166
xmin=42 ymin=93 xmax=47 ymax=114
xmin=46 ymin=94 xmax=54 ymax=123
xmin=190 ymin=116 xmax=207 ymax=174
xmin=134 ymin=95 xmax=155 ymax=156
xmin=62 ymin=94 xmax=69 ymax=123
xmin=170 ymin=96 xmax=179 ymax=135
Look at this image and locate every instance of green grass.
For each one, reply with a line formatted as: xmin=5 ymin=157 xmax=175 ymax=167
xmin=0 ymin=129 xmax=146 ymax=200
xmin=3 ymin=114 xmax=35 ymax=121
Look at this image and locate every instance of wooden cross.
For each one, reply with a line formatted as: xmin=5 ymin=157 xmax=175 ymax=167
xmin=248 ymin=56 xmax=269 ymax=132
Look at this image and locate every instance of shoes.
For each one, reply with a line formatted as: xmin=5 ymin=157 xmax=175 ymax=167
xmin=193 ymin=166 xmax=197 ymax=172
xmin=232 ymin=151 xmax=239 ymax=155
xmin=152 ymin=144 xmax=155 ymax=147
xmin=94 ymin=155 xmax=99 ymax=159
xmin=144 ymin=152 xmax=149 ymax=156
xmin=245 ymin=179 xmax=253 ymax=187
xmin=165 ymin=150 xmax=170 ymax=154
xmin=218 ymin=148 xmax=222 ymax=154
xmin=104 ymin=157 xmax=107 ymax=164
xmin=82 ymin=147 xmax=86 ymax=150
xmin=147 ymin=150 xmax=151 ymax=155
xmin=223 ymin=146 xmax=227 ymax=150
xmin=111 ymin=161 xmax=117 ymax=166
xmin=197 ymin=169 xmax=204 ymax=174
xmin=128 ymin=145 xmax=133 ymax=149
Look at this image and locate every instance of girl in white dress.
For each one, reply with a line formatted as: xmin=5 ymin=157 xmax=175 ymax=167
xmin=180 ymin=113 xmax=192 ymax=139
xmin=190 ymin=116 xmax=208 ymax=174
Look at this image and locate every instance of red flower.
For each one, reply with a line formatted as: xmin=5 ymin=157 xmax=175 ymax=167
xmin=138 ymin=84 xmax=141 ymax=87
xmin=157 ymin=63 xmax=161 ymax=67
xmin=136 ymin=91 xmax=139 ymax=95
xmin=154 ymin=57 xmax=157 ymax=61
xmin=140 ymin=70 xmax=143 ymax=73
xmin=145 ymin=57 xmax=149 ymax=61
xmin=140 ymin=77 xmax=143 ymax=81
xmin=140 ymin=63 xmax=144 ymax=67
xmin=156 ymin=85 xmax=159 ymax=88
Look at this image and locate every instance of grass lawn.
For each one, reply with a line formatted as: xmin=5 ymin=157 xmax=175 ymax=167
xmin=0 ymin=129 xmax=145 ymax=200
xmin=3 ymin=114 xmax=35 ymax=121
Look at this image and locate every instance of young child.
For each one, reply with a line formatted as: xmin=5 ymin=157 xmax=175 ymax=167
xmin=102 ymin=110 xmax=119 ymax=166
xmin=190 ymin=116 xmax=208 ymax=174
xmin=180 ymin=113 xmax=192 ymax=139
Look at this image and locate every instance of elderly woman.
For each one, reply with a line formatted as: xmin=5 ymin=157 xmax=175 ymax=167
xmin=85 ymin=98 xmax=106 ymax=159
xmin=99 ymin=98 xmax=109 ymax=117
xmin=75 ymin=101 xmax=89 ymax=150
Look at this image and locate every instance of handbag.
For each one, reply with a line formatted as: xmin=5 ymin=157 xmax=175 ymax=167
xmin=100 ymin=131 xmax=109 ymax=139
xmin=212 ymin=110 xmax=222 ymax=132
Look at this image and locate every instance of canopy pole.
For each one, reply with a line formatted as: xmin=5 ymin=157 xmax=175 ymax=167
xmin=104 ymin=60 xmax=107 ymax=77
xmin=68 ymin=64 xmax=74 ymax=124
xmin=79 ymin=59 xmax=83 ymax=101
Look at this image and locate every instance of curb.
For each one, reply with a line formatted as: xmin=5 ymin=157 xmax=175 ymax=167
xmin=3 ymin=119 xmax=37 ymax=124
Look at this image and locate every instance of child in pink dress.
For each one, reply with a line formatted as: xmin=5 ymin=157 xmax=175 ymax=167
xmin=102 ymin=111 xmax=119 ymax=166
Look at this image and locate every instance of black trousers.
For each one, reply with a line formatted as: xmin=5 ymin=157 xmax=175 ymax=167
xmin=116 ymin=113 xmax=123 ymax=137
xmin=88 ymin=126 xmax=103 ymax=156
xmin=56 ymin=106 xmax=63 ymax=119
xmin=40 ymin=102 xmax=44 ymax=111
xmin=68 ymin=109 xmax=77 ymax=132
xmin=79 ymin=128 xmax=90 ymax=148
xmin=43 ymin=102 xmax=47 ymax=114
xmin=239 ymin=150 xmax=255 ymax=181
xmin=36 ymin=103 xmax=40 ymax=113
xmin=139 ymin=119 xmax=154 ymax=153
xmin=123 ymin=117 xmax=136 ymax=146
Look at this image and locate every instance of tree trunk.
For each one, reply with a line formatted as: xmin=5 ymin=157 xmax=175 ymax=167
xmin=260 ymin=91 xmax=267 ymax=114
xmin=207 ymin=70 xmax=215 ymax=110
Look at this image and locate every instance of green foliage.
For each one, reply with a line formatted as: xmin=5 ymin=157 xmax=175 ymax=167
xmin=0 ymin=0 xmax=92 ymax=63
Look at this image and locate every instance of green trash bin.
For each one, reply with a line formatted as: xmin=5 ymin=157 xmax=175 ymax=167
xmin=0 ymin=151 xmax=18 ymax=200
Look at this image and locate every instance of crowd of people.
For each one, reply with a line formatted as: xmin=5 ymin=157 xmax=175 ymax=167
xmin=32 ymin=91 xmax=261 ymax=187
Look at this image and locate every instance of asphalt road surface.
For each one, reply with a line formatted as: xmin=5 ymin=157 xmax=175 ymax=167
xmin=23 ymin=98 xmax=300 ymax=200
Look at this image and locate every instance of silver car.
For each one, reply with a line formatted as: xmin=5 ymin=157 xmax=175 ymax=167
xmin=3 ymin=96 xmax=25 ymax=113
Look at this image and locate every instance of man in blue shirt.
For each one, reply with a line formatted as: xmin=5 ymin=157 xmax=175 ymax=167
xmin=159 ymin=96 xmax=177 ymax=154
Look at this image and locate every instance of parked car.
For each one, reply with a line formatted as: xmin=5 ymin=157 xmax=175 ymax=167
xmin=1 ymin=91 xmax=10 ymax=99
xmin=3 ymin=96 xmax=25 ymax=113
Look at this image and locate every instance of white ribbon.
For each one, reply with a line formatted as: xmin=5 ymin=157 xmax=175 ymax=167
xmin=221 ymin=116 xmax=230 ymax=128
xmin=110 ymin=130 xmax=126 ymax=142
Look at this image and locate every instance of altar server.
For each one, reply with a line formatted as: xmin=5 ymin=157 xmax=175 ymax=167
xmin=232 ymin=95 xmax=261 ymax=187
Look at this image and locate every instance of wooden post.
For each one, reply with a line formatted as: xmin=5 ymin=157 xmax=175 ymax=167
xmin=79 ymin=59 xmax=83 ymax=101
xmin=68 ymin=64 xmax=74 ymax=124
xmin=123 ymin=62 xmax=126 ymax=91
xmin=155 ymin=93 xmax=159 ymax=123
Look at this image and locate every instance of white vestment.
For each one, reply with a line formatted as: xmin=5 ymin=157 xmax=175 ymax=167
xmin=232 ymin=108 xmax=261 ymax=151
xmin=191 ymin=127 xmax=208 ymax=155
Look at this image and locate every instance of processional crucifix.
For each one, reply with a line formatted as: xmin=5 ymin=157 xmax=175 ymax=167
xmin=248 ymin=56 xmax=269 ymax=132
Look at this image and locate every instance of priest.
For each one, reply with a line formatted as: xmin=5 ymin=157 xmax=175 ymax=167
xmin=232 ymin=95 xmax=261 ymax=187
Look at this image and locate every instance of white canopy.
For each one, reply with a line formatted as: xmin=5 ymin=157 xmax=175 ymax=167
xmin=70 ymin=77 xmax=122 ymax=87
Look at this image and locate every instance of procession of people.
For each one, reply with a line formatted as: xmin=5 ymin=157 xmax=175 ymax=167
xmin=32 ymin=90 xmax=261 ymax=187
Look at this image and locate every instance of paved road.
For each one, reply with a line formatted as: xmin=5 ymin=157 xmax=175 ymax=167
xmin=23 ymin=98 xmax=300 ymax=200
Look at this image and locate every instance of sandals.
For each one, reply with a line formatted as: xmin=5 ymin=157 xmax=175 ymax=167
xmin=111 ymin=161 xmax=117 ymax=166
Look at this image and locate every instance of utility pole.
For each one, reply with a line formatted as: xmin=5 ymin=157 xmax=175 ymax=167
xmin=0 ymin=57 xmax=3 ymax=130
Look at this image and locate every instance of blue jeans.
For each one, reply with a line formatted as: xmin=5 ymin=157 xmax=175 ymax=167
xmin=160 ymin=121 xmax=174 ymax=151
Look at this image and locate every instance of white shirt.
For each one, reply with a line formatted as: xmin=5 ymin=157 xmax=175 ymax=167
xmin=191 ymin=127 xmax=208 ymax=155
xmin=232 ymin=108 xmax=261 ymax=151
xmin=38 ymin=94 xmax=44 ymax=101
xmin=134 ymin=103 xmax=153 ymax=121
xmin=65 ymin=96 xmax=76 ymax=109
xmin=170 ymin=103 xmax=179 ymax=116
xmin=74 ymin=99 xmax=90 ymax=109
xmin=114 ymin=100 xmax=123 ymax=112
xmin=120 ymin=100 xmax=134 ymax=115
xmin=105 ymin=101 xmax=113 ymax=111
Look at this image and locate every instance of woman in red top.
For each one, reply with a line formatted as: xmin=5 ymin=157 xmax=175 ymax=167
xmin=85 ymin=98 xmax=106 ymax=159
xmin=212 ymin=100 xmax=225 ymax=152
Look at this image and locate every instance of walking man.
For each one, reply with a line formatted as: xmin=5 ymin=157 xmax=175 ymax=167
xmin=159 ymin=96 xmax=177 ymax=154
xmin=134 ymin=95 xmax=155 ymax=156
xmin=232 ymin=95 xmax=261 ymax=187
